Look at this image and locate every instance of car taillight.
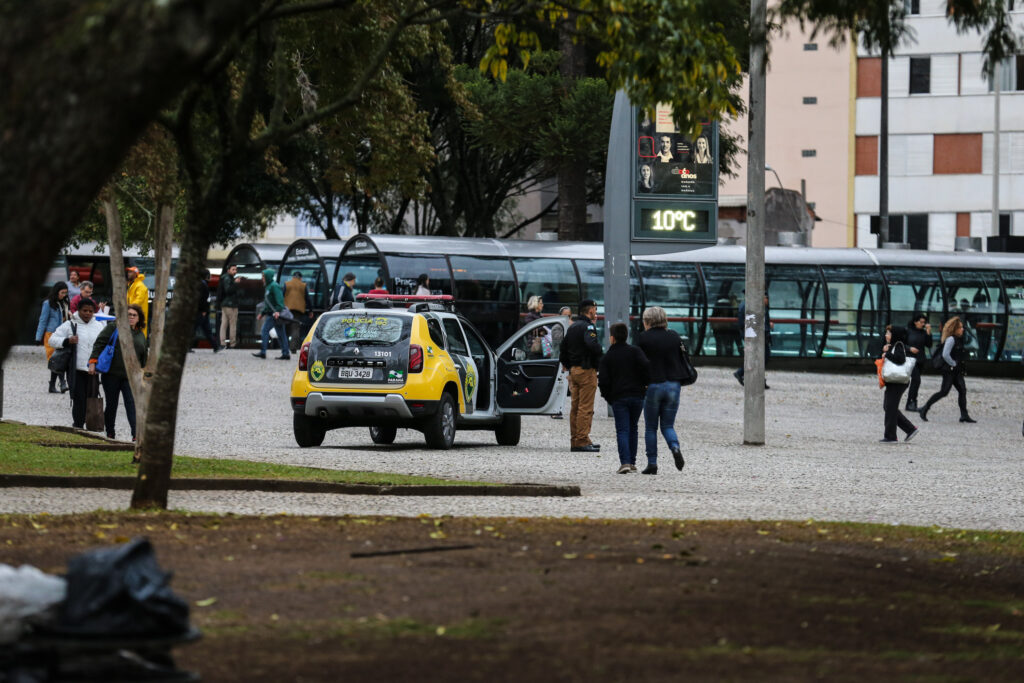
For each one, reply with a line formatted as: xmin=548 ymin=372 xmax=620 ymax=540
xmin=298 ymin=342 xmax=311 ymax=371
xmin=409 ymin=344 xmax=424 ymax=373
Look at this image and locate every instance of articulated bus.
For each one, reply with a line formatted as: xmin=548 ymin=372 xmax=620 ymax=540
xmin=325 ymin=234 xmax=1024 ymax=371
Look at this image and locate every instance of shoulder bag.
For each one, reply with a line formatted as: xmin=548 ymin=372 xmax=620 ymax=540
xmin=96 ymin=328 xmax=119 ymax=374
xmin=47 ymin=322 xmax=77 ymax=374
xmin=679 ymin=341 xmax=698 ymax=387
xmin=881 ymin=342 xmax=916 ymax=384
xmin=85 ymin=375 xmax=105 ymax=432
xmin=930 ymin=344 xmax=946 ymax=370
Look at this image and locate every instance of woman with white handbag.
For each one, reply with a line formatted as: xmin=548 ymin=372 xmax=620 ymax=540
xmin=880 ymin=325 xmax=920 ymax=443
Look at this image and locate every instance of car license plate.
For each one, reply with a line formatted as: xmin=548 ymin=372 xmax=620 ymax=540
xmin=337 ymin=367 xmax=374 ymax=380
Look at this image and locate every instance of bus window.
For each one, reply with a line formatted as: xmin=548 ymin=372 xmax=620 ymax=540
xmin=449 ymin=256 xmax=516 ymax=302
xmin=941 ymin=270 xmax=1004 ymax=361
xmin=1001 ymin=271 xmax=1024 ymax=361
xmin=821 ymin=265 xmax=886 ymax=358
xmin=332 ymin=257 xmax=385 ymax=304
xmin=766 ymin=265 xmax=827 ymax=358
xmin=637 ymin=261 xmax=703 ymax=351
xmin=512 ymin=258 xmax=578 ymax=315
xmin=385 ymin=255 xmax=452 ymax=295
xmin=883 ymin=267 xmax=943 ymax=349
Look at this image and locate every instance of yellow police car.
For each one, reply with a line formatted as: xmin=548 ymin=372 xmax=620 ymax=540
xmin=290 ymin=295 xmax=568 ymax=449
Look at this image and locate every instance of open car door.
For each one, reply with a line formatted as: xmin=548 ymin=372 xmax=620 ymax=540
xmin=495 ymin=316 xmax=569 ymax=413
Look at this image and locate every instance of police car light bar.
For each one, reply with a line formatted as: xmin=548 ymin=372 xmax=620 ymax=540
xmin=356 ymin=294 xmax=454 ymax=302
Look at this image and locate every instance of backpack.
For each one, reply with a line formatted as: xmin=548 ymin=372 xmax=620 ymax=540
xmin=95 ymin=328 xmax=119 ymax=374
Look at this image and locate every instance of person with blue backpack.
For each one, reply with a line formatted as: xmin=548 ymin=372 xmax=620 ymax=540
xmin=89 ymin=304 xmax=148 ymax=441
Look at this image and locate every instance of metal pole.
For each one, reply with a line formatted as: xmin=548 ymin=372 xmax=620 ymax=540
xmin=744 ymin=0 xmax=767 ymax=445
xmin=879 ymin=43 xmax=890 ymax=244
xmin=993 ymin=61 xmax=1001 ymax=240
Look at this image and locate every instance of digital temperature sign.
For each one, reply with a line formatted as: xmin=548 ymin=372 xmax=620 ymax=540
xmin=632 ymin=201 xmax=716 ymax=243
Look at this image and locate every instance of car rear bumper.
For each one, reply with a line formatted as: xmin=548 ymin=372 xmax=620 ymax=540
xmin=294 ymin=392 xmax=438 ymax=420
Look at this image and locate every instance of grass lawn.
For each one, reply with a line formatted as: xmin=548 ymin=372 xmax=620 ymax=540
xmin=0 ymin=422 xmax=491 ymax=486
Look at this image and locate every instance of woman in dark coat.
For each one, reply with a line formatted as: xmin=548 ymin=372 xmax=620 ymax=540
xmin=880 ymin=325 xmax=919 ymax=443
xmin=89 ymin=304 xmax=148 ymax=442
xmin=919 ymin=317 xmax=974 ymax=423
xmin=904 ymin=313 xmax=932 ymax=412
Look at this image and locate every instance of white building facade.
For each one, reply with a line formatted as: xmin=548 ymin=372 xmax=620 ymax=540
xmin=854 ymin=0 xmax=1024 ymax=250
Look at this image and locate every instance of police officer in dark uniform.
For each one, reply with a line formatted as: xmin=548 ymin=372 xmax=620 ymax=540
xmin=559 ymin=299 xmax=603 ymax=452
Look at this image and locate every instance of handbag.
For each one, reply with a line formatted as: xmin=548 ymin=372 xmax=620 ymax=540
xmin=47 ymin=322 xmax=77 ymax=374
xmin=679 ymin=342 xmax=698 ymax=387
xmin=95 ymin=328 xmax=118 ymax=374
xmin=881 ymin=342 xmax=916 ymax=384
xmin=930 ymin=344 xmax=945 ymax=370
xmin=85 ymin=375 xmax=104 ymax=432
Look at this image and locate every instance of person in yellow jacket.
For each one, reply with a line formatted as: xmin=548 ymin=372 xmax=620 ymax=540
xmin=126 ymin=266 xmax=150 ymax=336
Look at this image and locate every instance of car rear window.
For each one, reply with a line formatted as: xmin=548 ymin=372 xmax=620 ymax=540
xmin=318 ymin=313 xmax=409 ymax=345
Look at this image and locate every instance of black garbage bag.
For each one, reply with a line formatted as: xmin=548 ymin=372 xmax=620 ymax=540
xmin=54 ymin=537 xmax=189 ymax=638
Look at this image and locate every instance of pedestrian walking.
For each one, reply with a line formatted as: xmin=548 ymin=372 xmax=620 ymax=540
xmin=217 ymin=264 xmax=240 ymax=348
xmin=598 ymin=322 xmax=650 ymax=474
xmin=69 ymin=281 xmax=94 ymax=314
xmin=48 ymin=298 xmax=105 ymax=430
xmin=636 ymin=306 xmax=686 ymax=473
xmin=126 ymin=266 xmax=150 ymax=336
xmin=879 ymin=325 xmax=919 ymax=443
xmin=334 ymin=272 xmax=357 ymax=305
xmin=558 ymin=299 xmax=603 ymax=452
xmin=919 ymin=316 xmax=975 ymax=423
xmin=252 ymin=268 xmax=291 ymax=360
xmin=36 ymin=281 xmax=71 ymax=393
xmin=193 ymin=270 xmax=221 ymax=352
xmin=89 ymin=304 xmax=148 ymax=442
xmin=904 ymin=313 xmax=932 ymax=412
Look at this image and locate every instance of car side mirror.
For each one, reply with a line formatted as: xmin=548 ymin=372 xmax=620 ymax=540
xmin=512 ymin=348 xmax=526 ymax=362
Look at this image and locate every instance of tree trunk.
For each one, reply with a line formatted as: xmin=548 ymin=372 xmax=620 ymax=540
xmin=557 ymin=17 xmax=588 ymax=242
xmin=130 ymin=220 xmax=207 ymax=509
xmin=0 ymin=1 xmax=255 ymax=366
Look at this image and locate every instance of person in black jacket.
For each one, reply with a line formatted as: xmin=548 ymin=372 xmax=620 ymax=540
xmin=193 ymin=270 xmax=221 ymax=353
xmin=919 ymin=316 xmax=975 ymax=423
xmin=598 ymin=323 xmax=650 ymax=474
xmin=637 ymin=306 xmax=687 ymax=473
xmin=558 ymin=299 xmax=603 ymax=452
xmin=904 ymin=313 xmax=932 ymax=412
xmin=880 ymin=325 xmax=919 ymax=443
xmin=217 ymin=264 xmax=240 ymax=348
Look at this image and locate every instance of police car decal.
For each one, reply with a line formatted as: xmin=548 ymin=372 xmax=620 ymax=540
xmin=310 ymin=360 xmax=326 ymax=382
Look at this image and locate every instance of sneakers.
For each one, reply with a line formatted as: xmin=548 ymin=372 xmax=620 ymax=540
xmin=671 ymin=447 xmax=685 ymax=471
xmin=641 ymin=464 xmax=658 ymax=475
xmin=905 ymin=428 xmax=919 ymax=442
xmin=629 ymin=464 xmax=637 ymax=473
xmin=617 ymin=464 xmax=632 ymax=474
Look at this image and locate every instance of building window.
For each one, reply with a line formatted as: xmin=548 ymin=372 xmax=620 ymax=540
xmin=870 ymin=214 xmax=929 ymax=249
xmin=803 ymin=43 xmax=818 ymax=51
xmin=989 ymin=55 xmax=1024 ymax=91
xmin=909 ymin=57 xmax=931 ymax=94
xmin=801 ymin=149 xmax=817 ymax=158
xmin=802 ymin=96 xmax=818 ymax=104
xmin=905 ymin=0 xmax=920 ymax=14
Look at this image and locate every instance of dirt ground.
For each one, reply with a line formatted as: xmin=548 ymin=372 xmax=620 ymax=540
xmin=2 ymin=512 xmax=1022 ymax=682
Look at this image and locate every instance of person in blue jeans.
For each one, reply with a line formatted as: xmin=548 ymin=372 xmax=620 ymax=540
xmin=597 ymin=323 xmax=649 ymax=474
xmin=252 ymin=267 xmax=291 ymax=360
xmin=637 ymin=306 xmax=687 ymax=474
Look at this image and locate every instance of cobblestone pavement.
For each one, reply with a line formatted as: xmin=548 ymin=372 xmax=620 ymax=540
xmin=3 ymin=346 xmax=1022 ymax=529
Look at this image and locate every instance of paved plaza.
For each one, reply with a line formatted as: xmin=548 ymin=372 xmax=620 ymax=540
xmin=2 ymin=345 xmax=1022 ymax=529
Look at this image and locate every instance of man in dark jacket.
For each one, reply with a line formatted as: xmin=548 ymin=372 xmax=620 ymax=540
xmin=734 ymin=295 xmax=772 ymax=388
xmin=904 ymin=313 xmax=932 ymax=412
xmin=194 ymin=270 xmax=221 ymax=353
xmin=559 ymin=299 xmax=603 ymax=452
xmin=599 ymin=322 xmax=650 ymax=473
xmin=333 ymin=272 xmax=357 ymax=306
xmin=217 ymin=264 xmax=240 ymax=348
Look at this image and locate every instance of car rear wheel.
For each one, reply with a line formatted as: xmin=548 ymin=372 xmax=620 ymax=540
xmin=294 ymin=413 xmax=326 ymax=448
xmin=494 ymin=414 xmax=521 ymax=446
xmin=424 ymin=392 xmax=457 ymax=449
xmin=369 ymin=425 xmax=397 ymax=445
